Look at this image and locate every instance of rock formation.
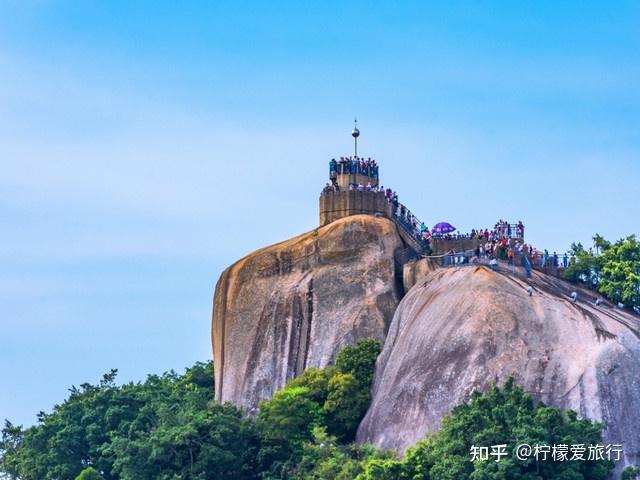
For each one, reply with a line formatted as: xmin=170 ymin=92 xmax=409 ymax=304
xmin=357 ymin=264 xmax=640 ymax=470
xmin=211 ymin=210 xmax=640 ymax=473
xmin=212 ymin=215 xmax=405 ymax=411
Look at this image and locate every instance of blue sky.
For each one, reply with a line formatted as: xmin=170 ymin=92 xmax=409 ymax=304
xmin=1 ymin=1 xmax=639 ymax=426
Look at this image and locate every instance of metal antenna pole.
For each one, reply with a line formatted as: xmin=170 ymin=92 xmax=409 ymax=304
xmin=352 ymin=118 xmax=360 ymax=158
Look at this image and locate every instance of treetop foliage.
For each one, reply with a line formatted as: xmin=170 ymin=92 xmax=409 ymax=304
xmin=564 ymin=234 xmax=640 ymax=311
xmin=356 ymin=378 xmax=614 ymax=480
xmin=0 ymin=342 xmax=630 ymax=479
xmin=0 ymin=341 xmax=381 ymax=480
xmin=1 ymin=361 xmax=258 ymax=480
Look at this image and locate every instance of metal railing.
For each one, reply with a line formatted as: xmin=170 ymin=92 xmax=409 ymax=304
xmin=425 ymin=250 xmax=534 ymax=277
xmin=329 ymin=159 xmax=379 ymax=180
xmin=432 ymin=226 xmax=524 ymax=241
xmin=488 ymin=223 xmax=524 ymax=240
xmin=393 ymin=212 xmax=431 ymax=252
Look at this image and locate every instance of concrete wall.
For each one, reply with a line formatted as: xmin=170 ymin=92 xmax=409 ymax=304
xmin=319 ymin=190 xmax=427 ymax=254
xmin=319 ymin=190 xmax=392 ymax=227
xmin=431 ymin=237 xmax=525 ymax=255
xmin=431 ymin=237 xmax=484 ymax=255
xmin=335 ymin=172 xmax=379 ymax=190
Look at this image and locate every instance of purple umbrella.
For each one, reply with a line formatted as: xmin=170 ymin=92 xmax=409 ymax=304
xmin=432 ymin=222 xmax=456 ymax=234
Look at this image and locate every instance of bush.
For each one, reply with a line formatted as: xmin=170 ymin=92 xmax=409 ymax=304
xmin=255 ymin=339 xmax=383 ymax=477
xmin=1 ymin=362 xmax=260 ymax=480
xmin=75 ymin=467 xmax=104 ymax=480
xmin=324 ymin=372 xmax=370 ymax=441
xmin=564 ymin=234 xmax=640 ymax=312
xmin=2 ymin=344 xmax=616 ymax=480
xmin=370 ymin=378 xmax=614 ymax=480
xmin=621 ymin=466 xmax=640 ymax=480
xmin=335 ymin=338 xmax=382 ymax=387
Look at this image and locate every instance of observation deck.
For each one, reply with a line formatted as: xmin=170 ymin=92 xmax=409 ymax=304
xmin=319 ymin=157 xmax=385 ymax=227
xmin=330 ymin=157 xmax=379 ymax=190
xmin=319 ymin=156 xmax=430 ymax=255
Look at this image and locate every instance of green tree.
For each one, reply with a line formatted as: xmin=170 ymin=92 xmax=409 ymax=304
xmin=256 ymin=386 xmax=325 ymax=478
xmin=286 ymin=368 xmax=332 ymax=403
xmin=592 ymin=234 xmax=611 ymax=255
xmin=254 ymin=339 xmax=383 ymax=478
xmin=5 ymin=344 xmax=615 ymax=480
xmin=1 ymin=342 xmax=384 ymax=480
xmin=105 ymin=362 xmax=258 ymax=480
xmin=385 ymin=379 xmax=613 ymax=480
xmin=1 ymin=362 xmax=258 ymax=480
xmin=598 ymin=235 xmax=640 ymax=309
xmin=324 ymin=338 xmax=382 ymax=441
xmin=564 ymin=234 xmax=639 ymax=312
xmin=620 ymin=466 xmax=640 ymax=480
xmin=564 ymin=242 xmax=602 ymax=285
xmin=324 ymin=372 xmax=370 ymax=441
xmin=75 ymin=467 xmax=104 ymax=480
xmin=292 ymin=426 xmax=371 ymax=480
xmin=0 ymin=370 xmax=140 ymax=480
xmin=357 ymin=457 xmax=407 ymax=480
xmin=335 ymin=338 xmax=382 ymax=388
xmin=108 ymin=400 xmax=258 ymax=480
xmin=0 ymin=421 xmax=23 ymax=478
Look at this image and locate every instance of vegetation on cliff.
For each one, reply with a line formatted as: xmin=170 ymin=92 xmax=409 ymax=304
xmin=0 ymin=362 xmax=257 ymax=480
xmin=0 ymin=340 xmax=380 ymax=480
xmin=256 ymin=339 xmax=382 ymax=478
xmin=564 ymin=234 xmax=640 ymax=311
xmin=1 ymin=340 xmax=624 ymax=480
xmin=357 ymin=378 xmax=613 ymax=480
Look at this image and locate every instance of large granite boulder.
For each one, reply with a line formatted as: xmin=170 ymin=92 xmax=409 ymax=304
xmin=357 ymin=265 xmax=640 ymax=471
xmin=212 ymin=215 xmax=404 ymax=412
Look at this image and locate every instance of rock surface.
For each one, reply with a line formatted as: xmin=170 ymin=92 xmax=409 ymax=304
xmin=357 ymin=265 xmax=640 ymax=471
xmin=212 ymin=215 xmax=405 ymax=411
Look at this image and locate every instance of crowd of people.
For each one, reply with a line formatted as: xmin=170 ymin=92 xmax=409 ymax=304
xmin=321 ymin=182 xmax=385 ymax=193
xmin=437 ymin=221 xmax=577 ymax=275
xmin=435 ymin=220 xmax=525 ymax=241
xmin=387 ymin=190 xmax=431 ymax=246
xmin=419 ymin=219 xmax=576 ymax=273
xmin=322 ymin=181 xmax=577 ymax=270
xmin=321 ymin=158 xmax=578 ymax=273
xmin=532 ymin=249 xmax=574 ymax=269
xmin=329 ymin=156 xmax=379 ymax=179
xmin=321 ymin=178 xmax=430 ymax=247
xmin=492 ymin=220 xmax=525 ymax=239
xmin=473 ymin=236 xmax=531 ymax=263
xmin=470 ymin=224 xmax=577 ymax=272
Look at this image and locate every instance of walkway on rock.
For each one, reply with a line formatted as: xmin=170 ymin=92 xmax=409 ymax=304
xmin=391 ymin=212 xmax=430 ymax=256
xmin=416 ymin=252 xmax=640 ymax=331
